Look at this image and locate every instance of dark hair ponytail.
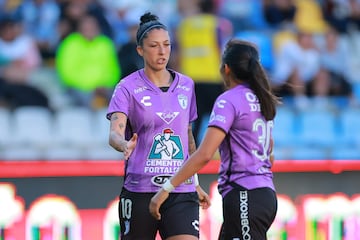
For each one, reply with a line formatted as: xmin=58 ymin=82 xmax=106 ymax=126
xmin=136 ymin=12 xmax=167 ymax=46
xmin=222 ymin=39 xmax=280 ymax=120
xmin=139 ymin=12 xmax=158 ymax=25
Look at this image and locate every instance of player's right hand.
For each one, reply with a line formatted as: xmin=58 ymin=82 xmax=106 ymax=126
xmin=149 ymin=188 xmax=169 ymax=220
xmin=124 ymin=133 xmax=138 ymax=160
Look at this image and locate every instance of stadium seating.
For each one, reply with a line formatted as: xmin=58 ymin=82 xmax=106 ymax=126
xmin=93 ymin=107 xmax=111 ymax=146
xmin=10 ymin=106 xmax=54 ymax=149
xmin=1 ymin=146 xmax=43 ymax=160
xmin=338 ymin=107 xmax=360 ymax=146
xmin=217 ymin=0 xmax=269 ymax=31
xmin=43 ymin=145 xmax=85 ymax=160
xmin=290 ymin=146 xmax=329 ymax=160
xmin=53 ymin=107 xmax=97 ymax=149
xmin=273 ymin=106 xmax=297 ymax=147
xmin=272 ymin=146 xmax=292 ymax=161
xmin=352 ymin=82 xmax=360 ymax=104
xmin=296 ymin=108 xmax=338 ymax=148
xmin=85 ymin=145 xmax=124 ymax=160
xmin=331 ymin=146 xmax=360 ymax=160
xmin=0 ymin=99 xmax=359 ymax=161
xmin=0 ymin=108 xmax=11 ymax=149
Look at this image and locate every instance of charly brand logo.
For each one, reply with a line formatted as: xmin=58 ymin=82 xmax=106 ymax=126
xmin=140 ymin=96 xmax=152 ymax=106
xmin=192 ymin=220 xmax=199 ymax=231
xmin=216 ymin=99 xmax=226 ymax=108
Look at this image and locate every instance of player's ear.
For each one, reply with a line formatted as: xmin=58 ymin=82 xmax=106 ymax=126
xmin=224 ymin=64 xmax=231 ymax=75
xmin=136 ymin=46 xmax=143 ymax=56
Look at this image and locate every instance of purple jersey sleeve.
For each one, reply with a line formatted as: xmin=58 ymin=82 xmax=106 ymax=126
xmin=107 ymin=78 xmax=131 ymax=119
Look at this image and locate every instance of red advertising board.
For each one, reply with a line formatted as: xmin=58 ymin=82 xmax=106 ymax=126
xmin=1 ymin=160 xmax=360 ymax=239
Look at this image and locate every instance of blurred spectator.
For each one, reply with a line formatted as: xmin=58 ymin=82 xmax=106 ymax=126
xmin=117 ymin=9 xmax=144 ymax=78
xmin=293 ymin=0 xmax=328 ymax=34
xmin=148 ymin=0 xmax=177 ymax=29
xmin=97 ymin=2 xmax=130 ymax=48
xmin=55 ymin=14 xmax=120 ymax=109
xmin=168 ymin=0 xmax=202 ymax=44
xmin=0 ymin=78 xmax=49 ymax=109
xmin=0 ymin=18 xmax=41 ymax=71
xmin=174 ymin=0 xmax=233 ymax=143
xmin=98 ymin=0 xmax=150 ymax=48
xmin=14 ymin=0 xmax=60 ymax=61
xmin=86 ymin=0 xmax=113 ymax=39
xmin=321 ymin=0 xmax=360 ymax=33
xmin=58 ymin=0 xmax=113 ymax=42
xmin=317 ymin=26 xmax=352 ymax=97
xmin=0 ymin=17 xmax=61 ymax=109
xmin=271 ymin=30 xmax=332 ymax=109
xmin=0 ymin=0 xmax=21 ymax=17
xmin=349 ymin=0 xmax=360 ymax=29
xmin=263 ymin=0 xmax=297 ymax=30
xmin=215 ymin=0 xmax=268 ymax=32
xmin=58 ymin=1 xmax=88 ymax=41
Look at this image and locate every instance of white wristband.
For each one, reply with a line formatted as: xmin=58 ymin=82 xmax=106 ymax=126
xmin=194 ymin=174 xmax=199 ymax=186
xmin=162 ymin=179 xmax=175 ymax=192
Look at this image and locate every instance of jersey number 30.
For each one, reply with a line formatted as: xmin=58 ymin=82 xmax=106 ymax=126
xmin=252 ymin=119 xmax=273 ymax=161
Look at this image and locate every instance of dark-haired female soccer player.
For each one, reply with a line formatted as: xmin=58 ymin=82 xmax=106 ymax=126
xmin=150 ymin=39 xmax=280 ymax=240
xmin=107 ymin=12 xmax=211 ymax=240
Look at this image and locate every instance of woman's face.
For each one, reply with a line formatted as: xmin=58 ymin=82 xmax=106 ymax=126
xmin=137 ymin=28 xmax=171 ymax=71
xmin=78 ymin=16 xmax=100 ymax=40
xmin=0 ymin=22 xmax=20 ymax=42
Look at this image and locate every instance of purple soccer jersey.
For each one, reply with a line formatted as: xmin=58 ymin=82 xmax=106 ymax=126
xmin=107 ymin=69 xmax=198 ymax=193
xmin=208 ymin=84 xmax=275 ymax=197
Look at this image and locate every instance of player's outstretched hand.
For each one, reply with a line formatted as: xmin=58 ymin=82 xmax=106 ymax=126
xmin=196 ymin=185 xmax=211 ymax=209
xmin=124 ymin=133 xmax=138 ymax=160
xmin=149 ymin=189 xmax=169 ymax=220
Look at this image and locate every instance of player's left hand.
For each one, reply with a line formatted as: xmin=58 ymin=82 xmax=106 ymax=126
xmin=196 ymin=185 xmax=211 ymax=209
xmin=149 ymin=189 xmax=169 ymax=220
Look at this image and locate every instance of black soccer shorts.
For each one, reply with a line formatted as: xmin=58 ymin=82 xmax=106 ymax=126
xmin=218 ymin=185 xmax=277 ymax=240
xmin=119 ymin=188 xmax=200 ymax=240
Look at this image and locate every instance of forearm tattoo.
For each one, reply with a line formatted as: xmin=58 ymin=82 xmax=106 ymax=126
xmin=110 ymin=114 xmax=118 ymax=121
xmin=118 ymin=123 xmax=125 ymax=130
xmin=109 ymin=114 xmax=127 ymax=152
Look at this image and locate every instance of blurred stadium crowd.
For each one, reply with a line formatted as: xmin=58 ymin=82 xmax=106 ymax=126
xmin=0 ymin=0 xmax=360 ymax=160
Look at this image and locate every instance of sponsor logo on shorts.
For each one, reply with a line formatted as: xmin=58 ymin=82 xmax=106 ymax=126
xmin=240 ymin=191 xmax=251 ymax=239
xmin=192 ymin=219 xmax=199 ymax=231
